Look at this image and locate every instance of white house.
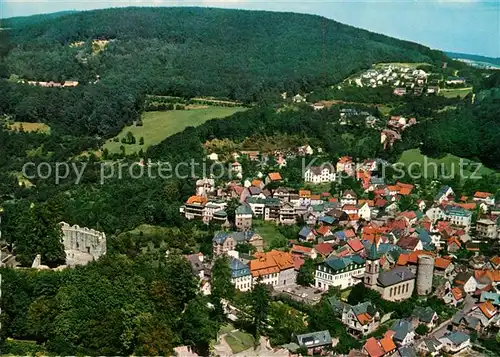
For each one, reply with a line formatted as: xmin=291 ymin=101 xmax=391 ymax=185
xmin=315 ymin=255 xmax=365 ymax=290
xmin=434 ymin=186 xmax=454 ymax=204
xmin=454 ymin=272 xmax=477 ymax=294
xmin=206 ymin=153 xmax=219 ymax=161
xmin=341 ymin=190 xmax=358 ymax=206
xmin=358 ymin=202 xmax=373 ymax=221
xmin=304 ymin=165 xmax=336 ymax=183
xmin=229 ymin=257 xmax=253 ymax=292
xmin=443 ymin=206 xmax=473 ymax=230
xmin=293 ymin=94 xmax=305 ymax=103
xmin=439 ymin=332 xmax=470 ymax=353
xmin=426 ymin=206 xmax=444 ymax=222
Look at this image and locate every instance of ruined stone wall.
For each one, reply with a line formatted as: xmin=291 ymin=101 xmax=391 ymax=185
xmin=60 ymin=222 xmax=107 ymax=259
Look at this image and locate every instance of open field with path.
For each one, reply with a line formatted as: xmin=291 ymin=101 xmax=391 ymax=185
xmin=440 ymin=87 xmax=473 ymax=98
xmin=103 ymin=106 xmax=247 ymax=154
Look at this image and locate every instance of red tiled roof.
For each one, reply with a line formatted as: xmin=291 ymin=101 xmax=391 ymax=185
xmin=314 ymin=242 xmax=333 ymax=256
xmin=344 ymin=229 xmax=356 ymax=239
xmin=448 ymin=237 xmax=462 ymax=248
xmin=452 ymin=286 xmax=465 ymax=301
xmin=396 ymin=236 xmax=419 ymax=250
xmin=479 ymin=301 xmax=497 ymax=319
xmin=475 ymin=191 xmax=493 ymax=199
xmin=348 ymin=214 xmax=360 ymax=221
xmin=435 ymin=257 xmax=452 ymax=270
xmin=374 ymin=198 xmax=388 ymax=208
xmin=186 ymin=195 xmax=208 ymax=204
xmin=455 ymin=203 xmax=477 ymax=210
xmin=316 ymin=225 xmax=331 ymax=236
xmin=357 ymin=312 xmax=372 ymax=325
xmin=358 ymin=200 xmax=375 ymax=207
xmin=338 ymin=156 xmax=352 ymax=164
xmin=399 ymin=187 xmax=412 ymax=196
xmin=348 ymin=238 xmax=364 ymax=252
xmin=343 ymin=204 xmax=358 ymax=211
xmin=397 ymin=182 xmax=414 ymax=189
xmin=267 ymin=172 xmax=282 ymax=181
xmin=252 ymin=179 xmax=263 ymax=187
xmin=293 ymin=255 xmax=305 ymax=271
xmin=490 ymin=256 xmax=500 ymax=266
xmin=379 ymin=334 xmax=396 ymax=353
xmin=250 ymin=250 xmax=294 ymax=277
xmin=292 ymin=244 xmax=313 ymax=254
xmin=475 ymin=270 xmax=500 ymax=283
xmin=397 ymin=253 xmax=409 ymax=266
xmin=364 ymin=338 xmax=385 ymax=357
xmin=387 ymin=185 xmax=399 ymax=192
xmin=400 ymin=211 xmax=417 ymax=220
xmin=299 ymin=190 xmax=311 ymax=198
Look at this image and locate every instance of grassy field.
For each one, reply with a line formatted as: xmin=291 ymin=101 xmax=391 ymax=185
xmin=398 ymin=149 xmax=495 ymax=179
xmin=440 ymin=87 xmax=473 ymax=98
xmin=253 ymin=220 xmax=288 ymax=249
xmin=103 ymin=106 xmax=246 ymax=154
xmin=224 ymin=330 xmax=255 ymax=353
xmin=8 ymin=122 xmax=50 ymax=133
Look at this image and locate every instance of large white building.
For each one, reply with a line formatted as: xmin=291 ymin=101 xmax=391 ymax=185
xmin=426 ymin=205 xmax=472 ymax=231
xmin=315 ymin=255 xmax=365 ymax=290
xmin=229 ymin=257 xmax=253 ymax=292
xmin=304 ymin=165 xmax=336 ymax=183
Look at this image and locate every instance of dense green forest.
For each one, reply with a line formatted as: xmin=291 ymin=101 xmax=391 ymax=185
xmin=0 ymin=7 xmax=453 ymax=136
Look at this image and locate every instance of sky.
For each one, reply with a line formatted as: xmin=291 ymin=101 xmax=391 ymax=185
xmin=1 ymin=0 xmax=499 ymax=57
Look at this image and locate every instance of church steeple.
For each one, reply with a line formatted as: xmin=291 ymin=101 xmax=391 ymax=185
xmin=364 ymin=240 xmax=380 ymax=288
xmin=367 ymin=240 xmax=379 ymax=261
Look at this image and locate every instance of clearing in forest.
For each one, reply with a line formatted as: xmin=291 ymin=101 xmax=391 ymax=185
xmin=103 ymin=106 xmax=247 ymax=155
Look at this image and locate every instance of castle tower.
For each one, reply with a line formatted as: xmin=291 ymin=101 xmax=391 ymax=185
xmin=364 ymin=241 xmax=380 ymax=288
xmin=417 ymin=255 xmax=434 ymax=295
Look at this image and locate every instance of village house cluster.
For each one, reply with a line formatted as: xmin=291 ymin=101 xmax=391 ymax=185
xmin=381 ymin=115 xmax=417 ymax=149
xmin=347 ymin=64 xmax=436 ymax=96
xmin=177 ymin=147 xmax=500 ymax=356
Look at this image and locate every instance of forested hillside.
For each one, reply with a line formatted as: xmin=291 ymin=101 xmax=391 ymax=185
xmin=0 ymin=7 xmax=451 ymax=136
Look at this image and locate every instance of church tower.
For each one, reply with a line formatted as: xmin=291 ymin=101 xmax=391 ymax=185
xmin=364 ymin=241 xmax=380 ymax=289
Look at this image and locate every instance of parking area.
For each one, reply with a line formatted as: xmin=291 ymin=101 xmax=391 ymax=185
xmin=274 ymin=284 xmax=324 ymax=304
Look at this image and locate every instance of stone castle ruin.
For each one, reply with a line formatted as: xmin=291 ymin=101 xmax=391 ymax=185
xmin=60 ymin=222 xmax=107 ymax=266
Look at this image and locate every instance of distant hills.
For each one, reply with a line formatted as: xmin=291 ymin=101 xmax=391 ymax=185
xmin=446 ymin=51 xmax=500 ymax=68
xmin=2 ymin=7 xmax=451 ymax=101
xmin=1 ymin=10 xmax=79 ymax=28
xmin=0 ymin=7 xmax=458 ymax=137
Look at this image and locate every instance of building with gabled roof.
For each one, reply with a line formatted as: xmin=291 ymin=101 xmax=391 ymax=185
xmin=212 ymin=231 xmax=263 ymax=256
xmin=365 ymin=243 xmax=416 ymax=301
xmin=411 ymin=306 xmax=438 ymax=330
xmin=235 ymin=204 xmax=253 ymax=231
xmin=391 ymin=319 xmax=415 ymax=346
xmin=363 ymin=337 xmax=385 ymax=357
xmin=296 ymin=330 xmax=333 ymax=355
xmin=250 ymin=250 xmax=296 ymax=287
xmin=229 ymin=257 xmax=252 ymax=291
xmin=439 ymin=331 xmax=471 ymax=353
xmin=315 ymin=255 xmax=365 ymax=290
